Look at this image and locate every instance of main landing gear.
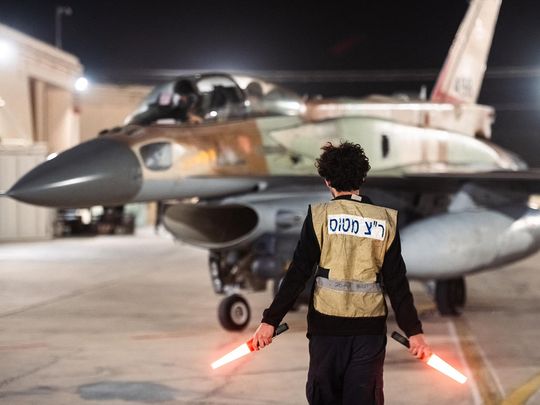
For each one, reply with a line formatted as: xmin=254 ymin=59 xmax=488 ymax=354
xmin=434 ymin=277 xmax=466 ymax=315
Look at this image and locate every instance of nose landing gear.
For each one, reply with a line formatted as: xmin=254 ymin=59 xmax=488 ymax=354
xmin=218 ymin=294 xmax=251 ymax=331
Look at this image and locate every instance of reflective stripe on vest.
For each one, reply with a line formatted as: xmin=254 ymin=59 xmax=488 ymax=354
xmin=311 ymin=198 xmax=397 ymax=318
xmin=316 ymin=277 xmax=382 ymax=294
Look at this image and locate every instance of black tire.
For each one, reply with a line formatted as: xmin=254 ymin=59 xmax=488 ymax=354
xmin=435 ymin=279 xmax=461 ymax=316
xmin=454 ymin=277 xmax=466 ymax=308
xmin=218 ymin=294 xmax=251 ymax=331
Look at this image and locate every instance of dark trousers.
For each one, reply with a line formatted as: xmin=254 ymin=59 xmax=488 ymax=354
xmin=306 ymin=335 xmax=386 ymax=405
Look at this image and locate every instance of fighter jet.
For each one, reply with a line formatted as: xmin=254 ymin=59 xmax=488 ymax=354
xmin=7 ymin=0 xmax=540 ymax=330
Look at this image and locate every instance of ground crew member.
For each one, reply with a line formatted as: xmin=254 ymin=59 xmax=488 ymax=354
xmin=252 ymin=141 xmax=432 ymax=404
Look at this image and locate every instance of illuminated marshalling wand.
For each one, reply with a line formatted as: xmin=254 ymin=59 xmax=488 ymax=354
xmin=391 ymin=331 xmax=467 ymax=384
xmin=211 ymin=323 xmax=289 ymax=370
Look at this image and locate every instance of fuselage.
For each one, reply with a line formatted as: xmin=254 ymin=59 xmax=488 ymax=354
xmin=6 ymin=110 xmax=528 ymax=208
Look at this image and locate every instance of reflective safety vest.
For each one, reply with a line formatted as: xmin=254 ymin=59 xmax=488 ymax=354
xmin=310 ymin=195 xmax=398 ymax=318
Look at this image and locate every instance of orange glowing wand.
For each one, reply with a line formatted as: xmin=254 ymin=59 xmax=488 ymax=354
xmin=211 ymin=323 xmax=289 ymax=370
xmin=391 ymin=331 xmax=467 ymax=384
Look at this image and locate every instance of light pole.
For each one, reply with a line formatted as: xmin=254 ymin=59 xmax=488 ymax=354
xmin=55 ymin=6 xmax=72 ymax=49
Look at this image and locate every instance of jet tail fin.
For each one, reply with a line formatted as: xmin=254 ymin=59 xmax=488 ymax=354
xmin=430 ymin=0 xmax=502 ymax=104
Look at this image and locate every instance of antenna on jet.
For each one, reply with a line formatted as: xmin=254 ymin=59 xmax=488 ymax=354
xmin=419 ymin=85 xmax=427 ymax=101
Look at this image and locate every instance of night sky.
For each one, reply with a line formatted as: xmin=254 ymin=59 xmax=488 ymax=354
xmin=1 ymin=0 xmax=540 ymax=165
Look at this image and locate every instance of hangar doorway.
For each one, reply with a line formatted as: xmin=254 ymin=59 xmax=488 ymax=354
xmin=30 ymin=78 xmax=77 ymax=154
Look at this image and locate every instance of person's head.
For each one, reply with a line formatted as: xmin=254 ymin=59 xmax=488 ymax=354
xmin=315 ymin=141 xmax=371 ymax=193
xmin=173 ymin=79 xmax=198 ymax=109
xmin=174 ymin=79 xmax=197 ymax=95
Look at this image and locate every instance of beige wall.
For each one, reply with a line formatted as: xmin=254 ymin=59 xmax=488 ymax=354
xmin=79 ymin=84 xmax=151 ymax=142
xmin=0 ymin=57 xmax=32 ymax=143
xmin=0 ymin=144 xmax=53 ymax=241
xmin=46 ymin=86 xmax=78 ymax=151
xmin=0 ymin=23 xmax=82 ymax=152
xmin=0 ymin=23 xmax=81 ymax=241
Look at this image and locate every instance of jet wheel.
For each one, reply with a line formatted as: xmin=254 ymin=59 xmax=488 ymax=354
xmin=454 ymin=277 xmax=466 ymax=307
xmin=435 ymin=277 xmax=466 ymax=316
xmin=218 ymin=294 xmax=251 ymax=331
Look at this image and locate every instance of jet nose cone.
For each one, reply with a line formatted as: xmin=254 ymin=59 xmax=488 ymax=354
xmin=7 ymin=138 xmax=142 ymax=207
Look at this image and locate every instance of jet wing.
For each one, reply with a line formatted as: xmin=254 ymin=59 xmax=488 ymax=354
xmin=192 ymin=169 xmax=540 ymax=199
xmin=372 ymin=170 xmax=540 ymax=194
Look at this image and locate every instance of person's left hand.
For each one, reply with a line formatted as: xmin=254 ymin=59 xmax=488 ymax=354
xmin=408 ymin=333 xmax=432 ymax=360
xmin=187 ymin=112 xmax=203 ymax=124
xmin=251 ymin=323 xmax=275 ymax=350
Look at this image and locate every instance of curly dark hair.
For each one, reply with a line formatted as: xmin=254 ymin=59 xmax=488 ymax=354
xmin=315 ymin=141 xmax=371 ymax=191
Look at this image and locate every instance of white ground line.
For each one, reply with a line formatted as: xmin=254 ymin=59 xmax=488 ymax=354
xmin=447 ymin=320 xmax=483 ymax=405
xmin=474 ymin=335 xmax=506 ymax=398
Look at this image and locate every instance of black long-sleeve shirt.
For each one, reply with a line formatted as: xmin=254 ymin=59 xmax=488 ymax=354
xmin=262 ymin=194 xmax=423 ymax=338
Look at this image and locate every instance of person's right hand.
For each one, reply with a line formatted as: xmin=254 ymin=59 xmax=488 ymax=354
xmin=251 ymin=323 xmax=275 ymax=351
xmin=408 ymin=333 xmax=432 ymax=360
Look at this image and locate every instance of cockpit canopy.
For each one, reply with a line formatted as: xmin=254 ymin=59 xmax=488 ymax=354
xmin=125 ymin=73 xmax=305 ymax=126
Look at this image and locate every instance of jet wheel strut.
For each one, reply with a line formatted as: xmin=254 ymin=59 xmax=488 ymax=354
xmin=435 ymin=277 xmax=466 ymax=316
xmin=218 ymin=294 xmax=251 ymax=331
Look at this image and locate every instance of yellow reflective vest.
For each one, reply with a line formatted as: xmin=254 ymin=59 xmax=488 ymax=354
xmin=310 ymin=195 xmax=398 ymax=318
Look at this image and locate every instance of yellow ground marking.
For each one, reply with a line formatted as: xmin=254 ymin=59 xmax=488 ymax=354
xmin=453 ymin=316 xmax=503 ymax=405
xmin=500 ymin=372 xmax=540 ymax=405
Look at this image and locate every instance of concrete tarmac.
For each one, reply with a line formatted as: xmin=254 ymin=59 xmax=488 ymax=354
xmin=0 ymin=227 xmax=539 ymax=404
